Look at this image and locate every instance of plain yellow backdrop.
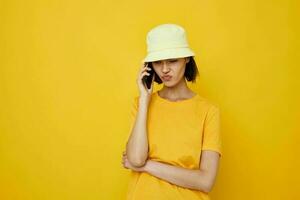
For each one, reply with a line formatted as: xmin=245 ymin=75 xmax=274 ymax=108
xmin=0 ymin=0 xmax=299 ymax=199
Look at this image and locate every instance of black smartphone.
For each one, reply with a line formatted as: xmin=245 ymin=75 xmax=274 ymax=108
xmin=142 ymin=62 xmax=154 ymax=89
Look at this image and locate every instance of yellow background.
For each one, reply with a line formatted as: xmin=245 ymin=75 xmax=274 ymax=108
xmin=0 ymin=0 xmax=299 ymax=199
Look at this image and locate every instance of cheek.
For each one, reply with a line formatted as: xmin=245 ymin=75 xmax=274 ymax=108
xmin=152 ymin=67 xmax=160 ymax=76
xmin=174 ymin=66 xmax=185 ymax=77
xmin=152 ymin=65 xmax=159 ymax=71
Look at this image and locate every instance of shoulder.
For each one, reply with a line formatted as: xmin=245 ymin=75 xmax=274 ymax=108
xmin=197 ymin=94 xmax=219 ymax=109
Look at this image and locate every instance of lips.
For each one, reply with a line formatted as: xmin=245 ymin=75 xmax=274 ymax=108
xmin=162 ymin=75 xmax=172 ymax=81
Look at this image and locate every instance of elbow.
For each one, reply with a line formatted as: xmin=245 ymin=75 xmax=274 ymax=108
xmin=202 ymin=184 xmax=212 ymax=193
xmin=196 ymin=173 xmax=214 ymax=193
xmin=205 ymin=179 xmax=217 ymax=193
xmin=126 ymin=152 xmax=147 ymax=167
xmin=197 ymin=183 xmax=212 ymax=194
xmin=126 ymin=144 xmax=148 ymax=168
xmin=128 ymin=157 xmax=147 ymax=167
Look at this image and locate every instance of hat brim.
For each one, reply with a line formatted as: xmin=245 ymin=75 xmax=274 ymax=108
xmin=143 ymin=47 xmax=195 ymax=62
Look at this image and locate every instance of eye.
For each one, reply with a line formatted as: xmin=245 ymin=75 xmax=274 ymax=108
xmin=170 ymin=60 xmax=177 ymax=63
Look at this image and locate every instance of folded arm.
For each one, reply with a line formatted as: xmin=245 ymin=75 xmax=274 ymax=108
xmin=143 ymin=150 xmax=221 ymax=193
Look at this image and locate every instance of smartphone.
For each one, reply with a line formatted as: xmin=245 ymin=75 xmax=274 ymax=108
xmin=142 ymin=62 xmax=154 ymax=89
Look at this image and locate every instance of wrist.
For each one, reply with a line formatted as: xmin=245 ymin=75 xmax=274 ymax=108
xmin=139 ymin=95 xmax=151 ymax=102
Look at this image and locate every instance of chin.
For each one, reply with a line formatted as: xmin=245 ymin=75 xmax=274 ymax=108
xmin=163 ymin=81 xmax=176 ymax=88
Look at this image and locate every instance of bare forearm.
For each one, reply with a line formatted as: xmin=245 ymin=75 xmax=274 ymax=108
xmin=126 ymin=98 xmax=149 ymax=167
xmin=144 ymin=160 xmax=211 ymax=193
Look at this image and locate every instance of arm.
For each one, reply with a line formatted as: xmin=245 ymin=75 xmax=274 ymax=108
xmin=143 ymin=150 xmax=221 ymax=193
xmin=126 ymin=97 xmax=150 ymax=167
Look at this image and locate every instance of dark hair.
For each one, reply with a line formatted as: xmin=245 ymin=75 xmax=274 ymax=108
xmin=147 ymin=56 xmax=199 ymax=84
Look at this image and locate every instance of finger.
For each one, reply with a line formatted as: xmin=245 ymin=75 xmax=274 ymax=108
xmin=141 ymin=62 xmax=149 ymax=71
xmin=137 ymin=73 xmax=148 ymax=84
xmin=140 ymin=62 xmax=147 ymax=70
xmin=141 ymin=68 xmax=150 ymax=74
xmin=139 ymin=66 xmax=149 ymax=74
xmin=139 ymin=71 xmax=150 ymax=79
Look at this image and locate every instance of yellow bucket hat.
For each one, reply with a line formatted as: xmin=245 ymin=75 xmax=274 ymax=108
xmin=143 ymin=23 xmax=195 ymax=62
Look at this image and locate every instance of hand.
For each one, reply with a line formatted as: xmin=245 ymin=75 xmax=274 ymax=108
xmin=122 ymin=150 xmax=146 ymax=172
xmin=136 ymin=62 xmax=155 ymax=98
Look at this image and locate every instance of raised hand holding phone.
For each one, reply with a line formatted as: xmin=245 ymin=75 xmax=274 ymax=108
xmin=137 ymin=62 xmax=155 ymax=99
xmin=142 ymin=62 xmax=155 ymax=90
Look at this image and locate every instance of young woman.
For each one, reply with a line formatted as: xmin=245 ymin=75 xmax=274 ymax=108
xmin=122 ymin=24 xmax=222 ymax=200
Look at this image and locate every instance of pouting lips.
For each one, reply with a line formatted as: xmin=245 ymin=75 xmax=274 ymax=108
xmin=162 ymin=76 xmax=172 ymax=81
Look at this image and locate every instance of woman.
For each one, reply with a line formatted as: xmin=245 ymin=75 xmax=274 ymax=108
xmin=122 ymin=23 xmax=222 ymax=200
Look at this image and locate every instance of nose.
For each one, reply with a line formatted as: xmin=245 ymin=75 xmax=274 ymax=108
xmin=162 ymin=62 xmax=169 ymax=73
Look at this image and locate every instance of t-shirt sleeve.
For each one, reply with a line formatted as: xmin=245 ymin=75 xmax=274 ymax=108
xmin=202 ymin=105 xmax=222 ymax=157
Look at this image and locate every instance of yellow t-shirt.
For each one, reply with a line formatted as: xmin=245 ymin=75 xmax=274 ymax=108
xmin=126 ymin=91 xmax=222 ymax=200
